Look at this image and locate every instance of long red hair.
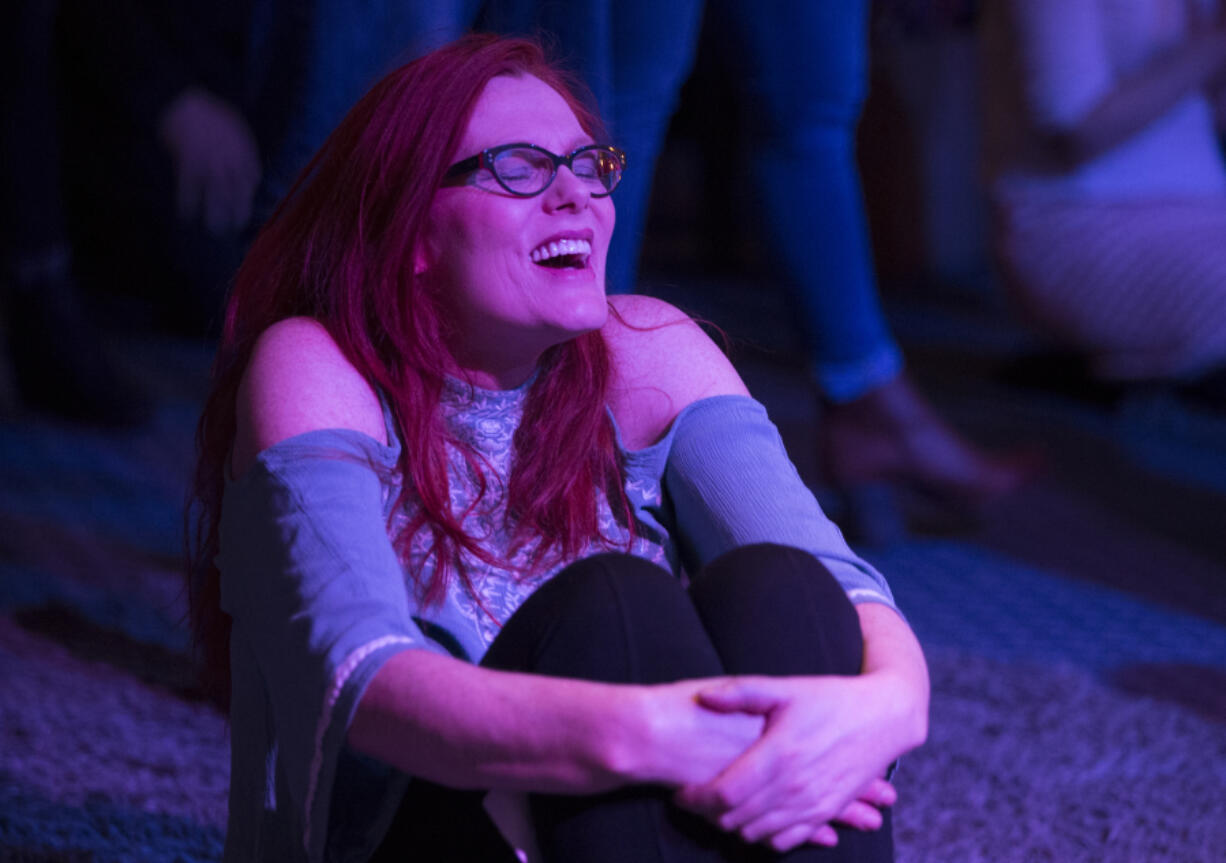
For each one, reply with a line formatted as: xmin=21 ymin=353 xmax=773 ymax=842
xmin=188 ymin=34 xmax=629 ymax=703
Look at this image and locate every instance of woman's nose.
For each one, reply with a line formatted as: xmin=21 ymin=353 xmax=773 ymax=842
xmin=542 ymin=165 xmax=592 ymax=212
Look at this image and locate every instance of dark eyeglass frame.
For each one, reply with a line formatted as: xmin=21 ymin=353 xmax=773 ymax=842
xmin=443 ymin=142 xmax=627 ymax=197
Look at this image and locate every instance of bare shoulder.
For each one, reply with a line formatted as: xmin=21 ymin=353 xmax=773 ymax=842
xmin=603 ymin=294 xmax=749 ymax=449
xmin=231 ymin=316 xmax=385 ymax=477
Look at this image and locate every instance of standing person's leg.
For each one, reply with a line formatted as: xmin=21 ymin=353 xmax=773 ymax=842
xmin=688 ymin=543 xmax=894 ymax=862
xmin=258 ymin=0 xmax=480 ymax=215
xmin=711 ymin=0 xmax=899 ymax=402
xmin=605 ymin=0 xmax=705 ymax=294
xmin=711 ymin=0 xmax=1035 ymax=532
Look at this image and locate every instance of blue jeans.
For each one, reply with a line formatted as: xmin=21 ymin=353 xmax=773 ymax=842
xmin=257 ymin=0 xmax=482 ymax=211
xmin=481 ymin=0 xmax=705 ymax=298
xmin=709 ymin=0 xmax=902 ymax=401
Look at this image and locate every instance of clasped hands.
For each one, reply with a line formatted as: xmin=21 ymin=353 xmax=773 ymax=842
xmin=656 ymin=674 xmax=911 ymax=853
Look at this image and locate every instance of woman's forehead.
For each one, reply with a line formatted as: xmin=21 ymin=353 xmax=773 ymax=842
xmin=457 ymin=74 xmax=590 ymax=156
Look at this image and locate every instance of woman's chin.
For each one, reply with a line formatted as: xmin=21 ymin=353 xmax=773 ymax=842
xmin=542 ymin=274 xmax=608 ymax=328
xmin=542 ymin=296 xmax=609 ymax=342
xmin=554 ymin=309 xmax=609 ymax=340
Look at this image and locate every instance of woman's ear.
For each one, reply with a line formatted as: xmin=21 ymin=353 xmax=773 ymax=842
xmin=413 ymin=213 xmax=441 ymax=276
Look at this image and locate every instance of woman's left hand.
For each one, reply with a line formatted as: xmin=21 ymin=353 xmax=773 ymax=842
xmin=673 ymin=671 xmax=922 ymax=852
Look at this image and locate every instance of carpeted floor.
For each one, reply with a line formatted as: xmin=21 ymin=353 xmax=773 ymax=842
xmin=1 ymin=283 xmax=1223 ymax=862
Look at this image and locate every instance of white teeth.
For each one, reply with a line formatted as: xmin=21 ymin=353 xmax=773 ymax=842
xmin=530 ymin=238 xmax=592 ymax=263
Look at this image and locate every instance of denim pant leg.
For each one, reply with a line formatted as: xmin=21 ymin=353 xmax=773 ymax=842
xmin=606 ymin=0 xmax=705 ymax=294
xmin=482 ymin=0 xmax=705 ymax=295
xmin=258 ymin=0 xmax=481 ymax=212
xmin=711 ymin=0 xmax=902 ymax=402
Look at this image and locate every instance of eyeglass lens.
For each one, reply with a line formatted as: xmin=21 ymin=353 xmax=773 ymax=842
xmin=493 ymin=147 xmax=621 ymax=195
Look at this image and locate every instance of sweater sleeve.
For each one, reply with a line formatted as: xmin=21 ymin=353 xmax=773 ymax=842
xmin=663 ymin=395 xmax=898 ymax=612
xmin=217 ymin=427 xmax=438 ymax=862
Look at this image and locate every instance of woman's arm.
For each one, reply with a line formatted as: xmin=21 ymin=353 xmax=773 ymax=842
xmin=1002 ymin=0 xmax=1226 ymax=169
xmin=348 ymin=649 xmax=764 ymax=792
xmin=1040 ymin=34 xmax=1226 ymax=168
xmin=857 ymin=602 xmax=931 ymax=731
xmin=232 ymin=316 xmax=388 ymax=476
xmin=603 ymin=295 xmax=929 ymax=849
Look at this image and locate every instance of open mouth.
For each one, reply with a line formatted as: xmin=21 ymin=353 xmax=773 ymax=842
xmin=530 ymin=238 xmax=592 ymax=270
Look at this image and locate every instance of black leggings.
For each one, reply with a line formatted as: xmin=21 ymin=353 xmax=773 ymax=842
xmin=372 ymin=544 xmax=893 ymax=862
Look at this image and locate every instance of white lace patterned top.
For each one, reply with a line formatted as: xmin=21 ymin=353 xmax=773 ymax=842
xmin=392 ymin=374 xmax=669 ymax=659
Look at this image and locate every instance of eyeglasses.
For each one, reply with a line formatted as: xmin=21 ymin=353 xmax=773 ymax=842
xmin=443 ymin=143 xmax=626 ymax=197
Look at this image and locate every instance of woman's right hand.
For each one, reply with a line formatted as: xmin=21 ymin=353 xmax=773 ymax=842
xmin=632 ymin=679 xmax=896 ymax=850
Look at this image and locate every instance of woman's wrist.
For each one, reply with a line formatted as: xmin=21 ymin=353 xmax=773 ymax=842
xmin=855 ymin=603 xmax=930 ymax=751
xmin=596 ymin=684 xmax=671 ymax=784
xmin=859 ymin=666 xmax=930 ymax=753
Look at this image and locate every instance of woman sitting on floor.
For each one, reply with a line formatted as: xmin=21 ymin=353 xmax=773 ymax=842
xmin=189 ymin=34 xmax=929 ymax=863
